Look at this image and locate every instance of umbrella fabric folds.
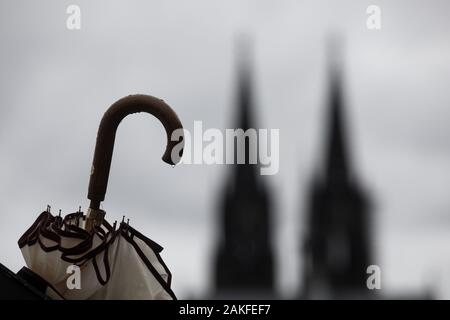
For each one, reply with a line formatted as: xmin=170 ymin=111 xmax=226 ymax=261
xmin=16 ymin=94 xmax=184 ymax=300
xmin=18 ymin=209 xmax=175 ymax=300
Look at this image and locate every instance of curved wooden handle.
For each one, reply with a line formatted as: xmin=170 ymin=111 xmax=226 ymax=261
xmin=87 ymin=94 xmax=184 ymax=210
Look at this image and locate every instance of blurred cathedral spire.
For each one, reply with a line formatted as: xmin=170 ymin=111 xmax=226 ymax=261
xmin=214 ymin=36 xmax=275 ymax=298
xmin=302 ymin=37 xmax=373 ymax=299
xmin=235 ymin=34 xmax=253 ymax=131
xmin=324 ymin=37 xmax=351 ymax=183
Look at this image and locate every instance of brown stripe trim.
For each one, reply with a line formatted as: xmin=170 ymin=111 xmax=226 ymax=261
xmin=125 ymin=225 xmax=172 ymax=287
xmin=121 ymin=226 xmax=176 ymax=300
xmin=18 ymin=211 xmax=175 ymax=298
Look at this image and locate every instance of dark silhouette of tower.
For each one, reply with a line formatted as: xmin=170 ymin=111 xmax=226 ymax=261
xmin=214 ymin=43 xmax=274 ymax=297
xmin=302 ymin=45 xmax=372 ymax=299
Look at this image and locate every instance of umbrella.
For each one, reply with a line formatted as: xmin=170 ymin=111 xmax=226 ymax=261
xmin=18 ymin=94 xmax=184 ymax=300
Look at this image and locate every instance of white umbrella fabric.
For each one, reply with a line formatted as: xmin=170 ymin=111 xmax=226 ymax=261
xmin=17 ymin=95 xmax=184 ymax=300
xmin=18 ymin=209 xmax=175 ymax=300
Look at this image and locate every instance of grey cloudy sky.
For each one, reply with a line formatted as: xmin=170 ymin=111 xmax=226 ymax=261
xmin=1 ymin=0 xmax=450 ymax=298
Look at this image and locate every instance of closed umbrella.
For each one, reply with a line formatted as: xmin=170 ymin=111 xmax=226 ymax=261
xmin=18 ymin=94 xmax=184 ymax=300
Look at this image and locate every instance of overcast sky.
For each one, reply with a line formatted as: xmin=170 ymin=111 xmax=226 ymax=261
xmin=1 ymin=0 xmax=450 ymax=298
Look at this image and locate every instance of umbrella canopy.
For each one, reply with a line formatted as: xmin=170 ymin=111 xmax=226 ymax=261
xmin=17 ymin=95 xmax=184 ymax=300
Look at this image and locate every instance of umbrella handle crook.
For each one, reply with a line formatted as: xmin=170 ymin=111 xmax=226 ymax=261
xmin=86 ymin=95 xmax=184 ymax=228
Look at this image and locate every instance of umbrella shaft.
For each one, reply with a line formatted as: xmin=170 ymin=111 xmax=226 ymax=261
xmin=90 ymin=200 xmax=100 ymax=210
